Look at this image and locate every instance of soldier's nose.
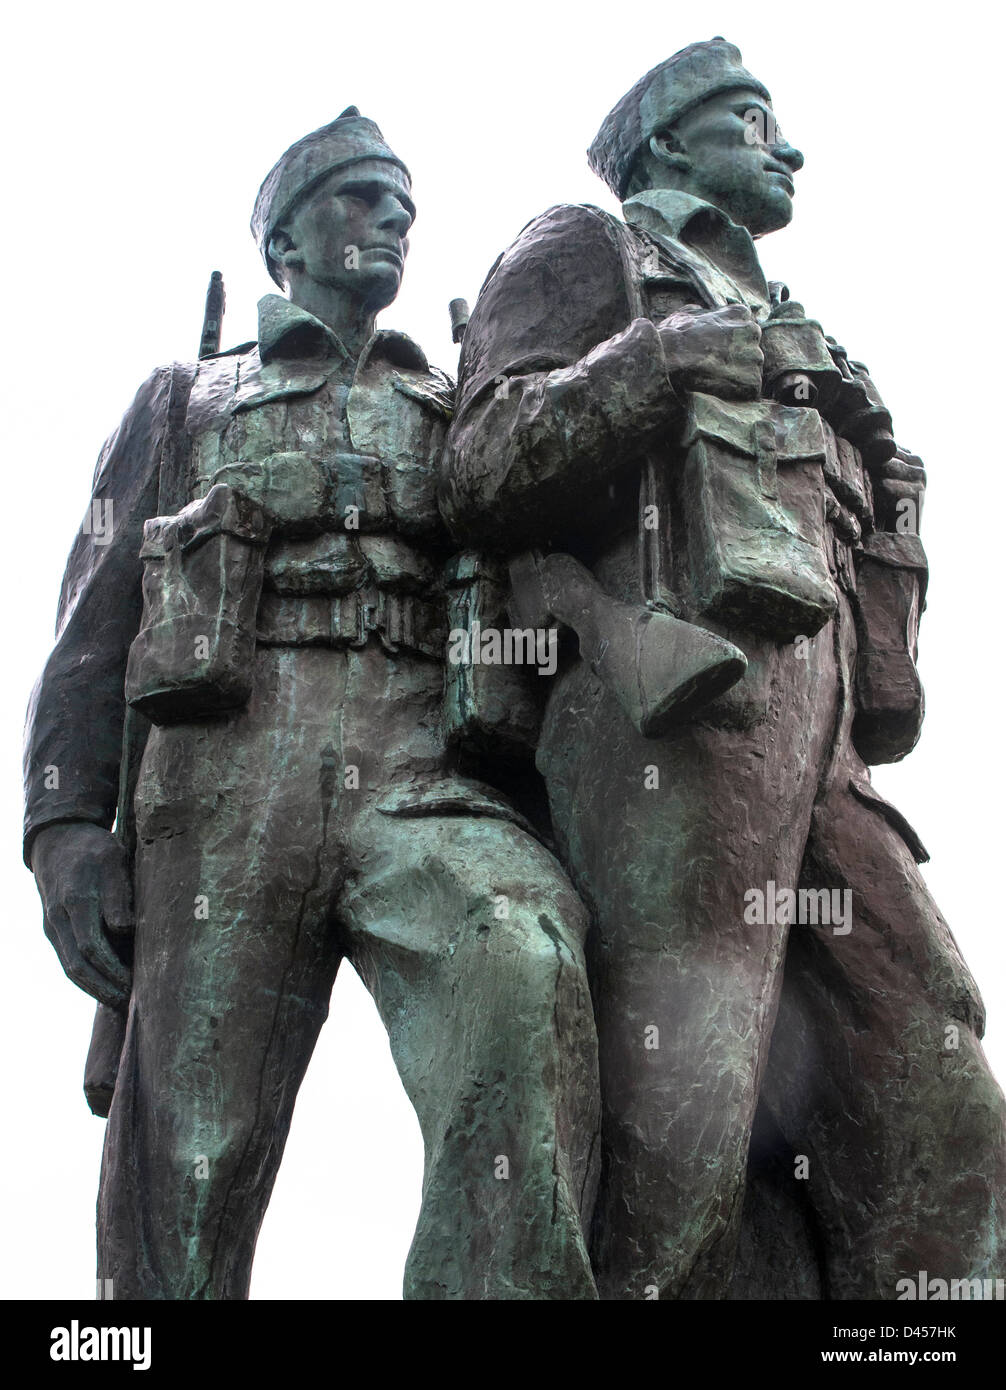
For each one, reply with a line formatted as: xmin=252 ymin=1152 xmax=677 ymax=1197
xmin=378 ymin=198 xmax=413 ymax=235
xmin=775 ymin=142 xmax=805 ymax=173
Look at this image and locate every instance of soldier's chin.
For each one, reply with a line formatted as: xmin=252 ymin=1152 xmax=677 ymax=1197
xmin=749 ymin=189 xmax=794 ymax=236
xmin=739 ymin=197 xmax=794 ymax=237
xmin=360 ymin=263 xmax=403 ymax=310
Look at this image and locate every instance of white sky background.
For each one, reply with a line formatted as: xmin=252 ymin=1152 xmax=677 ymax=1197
xmin=2 ymin=0 xmax=1003 ymax=1301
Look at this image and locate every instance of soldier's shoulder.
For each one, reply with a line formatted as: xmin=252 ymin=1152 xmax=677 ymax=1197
xmin=87 ymin=358 xmax=199 ymax=492
xmin=182 ymin=339 xmax=259 ymax=393
xmin=124 ymin=357 xmax=194 ymax=398
xmin=514 ymin=201 xmax=624 ymax=241
xmin=199 ymin=338 xmax=258 ymax=361
xmin=104 ymin=359 xmax=201 ymax=438
xmin=490 ymin=202 xmax=626 ymax=281
xmin=459 ymin=203 xmax=632 ymax=388
xmin=389 ymin=358 xmax=456 ymax=421
xmin=419 ymin=364 xmax=456 ymax=417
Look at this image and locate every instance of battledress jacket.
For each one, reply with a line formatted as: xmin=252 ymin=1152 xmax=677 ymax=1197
xmin=441 ymin=195 xmax=929 ymax=786
xmin=23 ymin=296 xmax=463 ymax=868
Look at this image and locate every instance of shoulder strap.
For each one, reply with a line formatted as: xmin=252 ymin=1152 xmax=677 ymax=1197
xmin=605 ymin=216 xmax=681 ymax=612
xmin=156 ymin=360 xmax=199 ymax=517
xmin=116 ymin=360 xmax=198 ymax=863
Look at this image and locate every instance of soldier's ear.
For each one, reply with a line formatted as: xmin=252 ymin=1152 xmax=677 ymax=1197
xmin=648 ymin=130 xmax=691 ymax=175
xmin=267 ymin=227 xmax=305 ymax=278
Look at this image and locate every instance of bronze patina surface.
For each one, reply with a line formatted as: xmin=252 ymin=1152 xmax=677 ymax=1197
xmin=26 ymin=109 xmax=599 ymax=1300
xmin=443 ymin=38 xmax=1006 ymax=1299
xmin=24 ymin=44 xmax=1006 ymax=1301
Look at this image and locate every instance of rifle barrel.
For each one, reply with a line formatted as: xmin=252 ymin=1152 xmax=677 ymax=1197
xmin=199 ymin=270 xmax=226 ymax=359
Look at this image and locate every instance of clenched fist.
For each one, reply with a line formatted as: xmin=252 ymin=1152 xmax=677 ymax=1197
xmin=658 ymin=303 xmax=764 ymax=401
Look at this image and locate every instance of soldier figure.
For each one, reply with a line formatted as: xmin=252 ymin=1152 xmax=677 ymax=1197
xmin=24 ymin=110 xmax=601 ymax=1299
xmin=443 ymin=40 xmax=1006 ymax=1298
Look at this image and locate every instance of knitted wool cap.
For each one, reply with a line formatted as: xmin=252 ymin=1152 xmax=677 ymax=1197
xmin=588 ymin=39 xmax=771 ymax=200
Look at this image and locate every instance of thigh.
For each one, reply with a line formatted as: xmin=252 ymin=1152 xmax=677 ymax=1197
xmin=339 ymin=808 xmax=594 ymax=1097
xmin=338 ymin=808 xmax=601 ymax=1299
xmin=539 ymin=650 xmax=833 ymax=1130
xmin=100 ymin=709 xmax=345 ymax=1298
xmin=116 ymin=647 xmax=352 ymax=1195
xmin=127 ymin=807 xmax=342 ymax=1144
xmin=536 ymin=641 xmax=841 ymax=1296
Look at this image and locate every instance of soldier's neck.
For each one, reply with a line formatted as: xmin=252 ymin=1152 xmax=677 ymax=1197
xmin=288 ymin=283 xmax=376 ymax=360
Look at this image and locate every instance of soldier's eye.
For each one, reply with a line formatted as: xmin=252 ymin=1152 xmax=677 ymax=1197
xmin=338 ymin=183 xmax=377 ymax=205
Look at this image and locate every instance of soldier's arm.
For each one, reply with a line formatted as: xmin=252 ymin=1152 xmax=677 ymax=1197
xmin=24 ymin=365 xmax=193 ymax=1005
xmin=844 ymin=371 xmax=929 ymax=766
xmin=441 ymin=205 xmax=679 ymax=551
xmin=23 ymin=365 xmax=183 ymax=864
xmin=812 ymin=341 xmax=930 ymax=763
xmin=443 ymin=206 xmax=763 ymax=551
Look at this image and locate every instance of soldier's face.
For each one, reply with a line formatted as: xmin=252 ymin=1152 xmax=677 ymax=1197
xmin=669 ymin=87 xmax=804 ymax=235
xmin=285 ymin=159 xmax=415 ymax=309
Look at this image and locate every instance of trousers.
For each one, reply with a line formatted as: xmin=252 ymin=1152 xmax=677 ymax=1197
xmin=97 ymin=641 xmax=600 ymax=1299
xmin=537 ymin=584 xmax=1005 ymax=1299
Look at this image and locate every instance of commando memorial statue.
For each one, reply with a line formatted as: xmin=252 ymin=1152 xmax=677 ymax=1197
xmin=25 ymin=42 xmax=1006 ymax=1300
xmin=25 ymin=109 xmax=600 ymax=1300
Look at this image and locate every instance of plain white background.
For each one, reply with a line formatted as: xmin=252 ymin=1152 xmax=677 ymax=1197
xmin=2 ymin=0 xmax=1002 ymax=1300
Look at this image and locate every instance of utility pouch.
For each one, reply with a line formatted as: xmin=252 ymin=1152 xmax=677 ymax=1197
xmin=680 ymin=394 xmax=838 ymax=641
xmin=852 ymin=531 xmax=928 ymax=764
xmin=442 ymin=550 xmax=544 ymax=761
xmin=125 ymin=483 xmax=270 ymax=724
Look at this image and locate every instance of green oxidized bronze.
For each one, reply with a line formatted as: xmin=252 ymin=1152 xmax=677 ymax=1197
xmin=24 ymin=43 xmax=1005 ymax=1301
xmin=443 ymin=38 xmax=1005 ymax=1299
xmin=26 ymin=107 xmax=599 ymax=1300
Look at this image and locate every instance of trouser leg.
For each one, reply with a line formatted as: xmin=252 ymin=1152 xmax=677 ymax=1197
xmin=763 ymin=769 xmax=1006 ymax=1298
xmin=98 ymin=652 xmax=344 ymax=1299
xmin=538 ymin=627 xmax=838 ymax=1299
xmin=98 ymin=830 xmax=340 ymax=1299
xmin=340 ymin=811 xmax=600 ymax=1299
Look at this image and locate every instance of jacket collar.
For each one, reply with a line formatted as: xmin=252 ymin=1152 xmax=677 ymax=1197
xmin=623 ymin=188 xmax=724 ymax=243
xmin=257 ymin=294 xmax=349 ymax=365
xmin=622 ymin=189 xmax=769 ymax=307
xmin=256 ymin=294 xmax=429 ymax=374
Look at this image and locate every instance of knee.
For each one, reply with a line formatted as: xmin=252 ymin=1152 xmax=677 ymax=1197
xmin=484 ymin=874 xmax=590 ymax=960
xmin=485 ymin=898 xmax=591 ymax=1005
xmin=156 ymin=1128 xmax=253 ymax=1201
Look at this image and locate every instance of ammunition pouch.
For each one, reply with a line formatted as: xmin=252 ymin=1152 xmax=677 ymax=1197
xmin=125 ymin=483 xmax=270 ymax=724
xmin=679 ymin=394 xmax=838 ymax=641
xmin=851 ymin=531 xmax=927 ymax=764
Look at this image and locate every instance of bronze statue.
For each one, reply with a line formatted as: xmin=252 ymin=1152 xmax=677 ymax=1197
xmin=25 ymin=110 xmax=601 ymax=1300
xmin=443 ymin=38 xmax=1006 ymax=1299
xmin=24 ymin=44 xmax=1005 ymax=1302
